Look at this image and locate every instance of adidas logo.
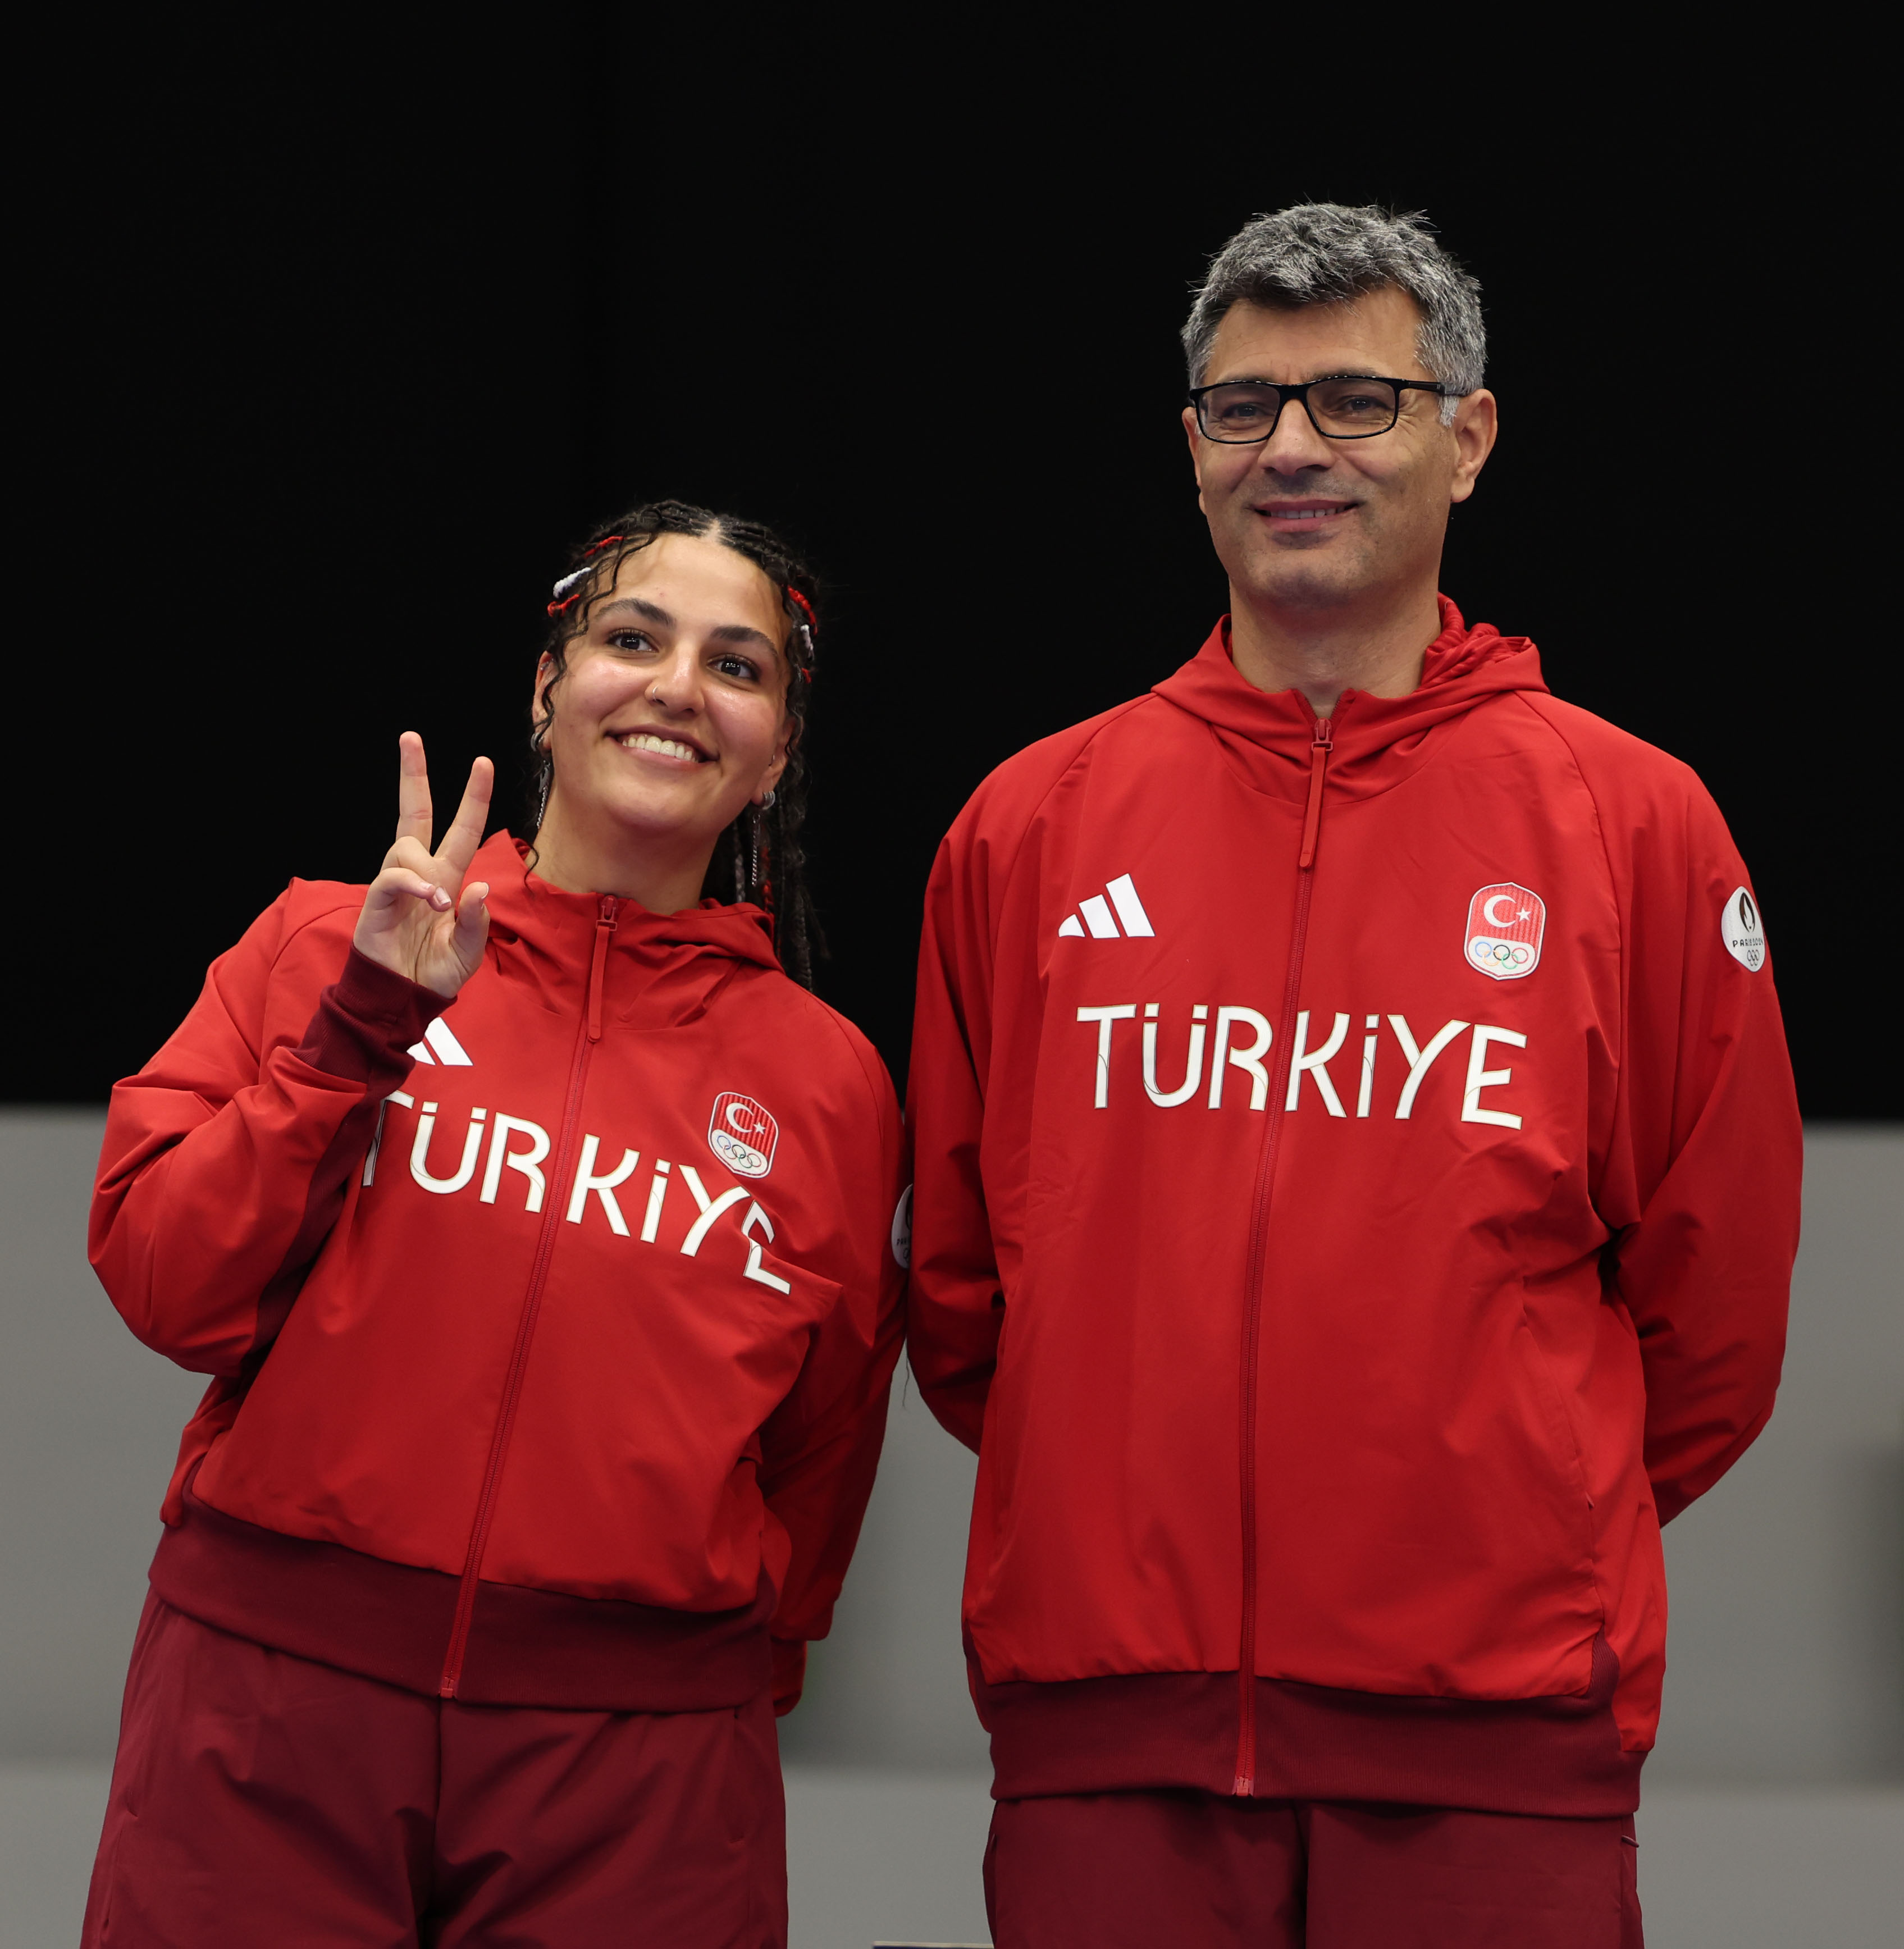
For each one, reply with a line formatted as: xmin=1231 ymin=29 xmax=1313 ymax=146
xmin=1057 ymin=873 xmax=1155 ymax=941
xmin=407 ymin=1017 xmax=473 ymax=1066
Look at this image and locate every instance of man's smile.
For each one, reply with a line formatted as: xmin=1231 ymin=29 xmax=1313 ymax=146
xmin=1252 ymin=497 xmax=1359 ymax=524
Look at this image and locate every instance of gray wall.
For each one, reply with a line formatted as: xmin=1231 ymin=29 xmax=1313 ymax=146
xmin=1647 ymin=1131 xmax=1902 ymax=1781
xmin=2 ymin=1113 xmax=203 ymax=1759
xmin=3 ymin=1112 xmax=1896 ymax=1781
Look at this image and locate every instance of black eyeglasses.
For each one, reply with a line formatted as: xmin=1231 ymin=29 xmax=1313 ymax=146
xmin=1188 ymin=376 xmax=1457 ymax=442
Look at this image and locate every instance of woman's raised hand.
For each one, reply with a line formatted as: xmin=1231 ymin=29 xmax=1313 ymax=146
xmin=353 ymin=733 xmax=495 ymax=999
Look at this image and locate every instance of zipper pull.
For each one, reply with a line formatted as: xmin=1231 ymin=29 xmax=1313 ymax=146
xmin=1298 ymin=716 xmax=1333 ymax=870
xmin=587 ymin=896 xmax=618 ymax=1042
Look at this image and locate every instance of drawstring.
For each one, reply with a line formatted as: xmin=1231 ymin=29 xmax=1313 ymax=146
xmin=586 ymin=898 xmax=618 ymax=1042
xmin=1298 ymin=716 xmax=1333 ymax=870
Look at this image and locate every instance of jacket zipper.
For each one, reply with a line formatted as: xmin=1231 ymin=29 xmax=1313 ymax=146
xmin=1234 ymin=711 xmax=1333 ymax=1794
xmin=437 ymin=894 xmax=619 ymax=1698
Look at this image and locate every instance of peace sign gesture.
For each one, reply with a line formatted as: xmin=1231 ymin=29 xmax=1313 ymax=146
xmin=353 ymin=733 xmax=495 ymax=1000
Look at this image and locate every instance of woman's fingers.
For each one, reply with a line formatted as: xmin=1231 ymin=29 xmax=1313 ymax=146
xmin=436 ymin=756 xmax=495 ymax=883
xmin=363 ymin=741 xmax=491 ymax=1001
xmin=454 ymin=880 xmax=491 ymax=956
xmin=365 ymin=866 xmax=452 ymax=917
xmin=395 ymin=733 xmax=435 ymax=847
xmin=407 ymin=880 xmax=491 ymax=999
xmin=355 ymin=865 xmax=452 ymax=981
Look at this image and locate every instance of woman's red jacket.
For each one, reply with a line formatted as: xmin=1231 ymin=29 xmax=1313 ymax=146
xmin=905 ymin=604 xmax=1800 ymax=1814
xmin=91 ymin=833 xmax=908 ymax=1715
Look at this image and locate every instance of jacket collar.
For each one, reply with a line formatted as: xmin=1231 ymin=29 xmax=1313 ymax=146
xmin=468 ymin=833 xmax=783 ymax=1024
xmin=1150 ymin=596 xmax=1547 ymax=789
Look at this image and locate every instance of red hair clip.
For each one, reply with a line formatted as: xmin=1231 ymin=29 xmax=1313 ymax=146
xmin=785 ymin=587 xmax=818 ymax=679
xmin=546 ymin=535 xmax=628 ymax=615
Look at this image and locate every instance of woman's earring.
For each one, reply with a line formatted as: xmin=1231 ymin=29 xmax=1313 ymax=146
xmin=759 ymin=788 xmax=777 ymax=811
xmin=535 ymin=764 xmax=550 ymax=831
xmin=748 ymin=805 xmax=761 ymax=894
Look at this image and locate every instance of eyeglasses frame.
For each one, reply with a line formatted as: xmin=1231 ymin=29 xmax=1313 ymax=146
xmin=1187 ymin=375 xmax=1460 ymax=443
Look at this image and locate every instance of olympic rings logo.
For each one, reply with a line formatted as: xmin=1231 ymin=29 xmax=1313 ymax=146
xmin=711 ymin=1128 xmax=769 ymax=1172
xmin=708 ymin=1090 xmax=777 ymax=1177
xmin=1470 ymin=937 xmax=1532 ymax=968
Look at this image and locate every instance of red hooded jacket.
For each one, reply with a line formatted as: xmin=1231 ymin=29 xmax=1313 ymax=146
xmin=906 ymin=603 xmax=1799 ymax=1815
xmin=92 ymin=832 xmax=907 ymax=1714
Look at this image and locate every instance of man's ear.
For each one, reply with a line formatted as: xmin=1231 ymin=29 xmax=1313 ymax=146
xmin=1449 ymin=389 xmax=1498 ymax=506
xmin=1182 ymin=407 xmax=1209 ymax=514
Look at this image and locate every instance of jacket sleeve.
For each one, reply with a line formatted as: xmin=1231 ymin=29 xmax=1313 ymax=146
xmin=90 ymin=892 xmax=441 ymax=1379
xmin=903 ymin=813 xmax=1008 ymax=1454
xmin=1601 ymin=777 xmax=1801 ymax=1524
xmin=757 ymin=1029 xmax=908 ymax=1713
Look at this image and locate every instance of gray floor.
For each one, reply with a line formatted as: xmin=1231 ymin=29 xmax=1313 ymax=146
xmin=5 ymin=1763 xmax=1900 ymax=1948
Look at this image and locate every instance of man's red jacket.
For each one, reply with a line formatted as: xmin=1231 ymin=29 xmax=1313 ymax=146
xmin=906 ymin=604 xmax=1799 ymax=1815
xmin=92 ymin=832 xmax=907 ymax=1715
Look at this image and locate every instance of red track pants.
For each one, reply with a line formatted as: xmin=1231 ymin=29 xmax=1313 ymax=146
xmin=84 ymin=1595 xmax=787 ymax=1948
xmin=985 ymin=1787 xmax=1643 ymax=1949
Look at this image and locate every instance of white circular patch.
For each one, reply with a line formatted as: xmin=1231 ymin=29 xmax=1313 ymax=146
xmin=1722 ymin=886 xmax=1767 ymax=971
xmin=890 ymin=1185 xmax=914 ymax=1270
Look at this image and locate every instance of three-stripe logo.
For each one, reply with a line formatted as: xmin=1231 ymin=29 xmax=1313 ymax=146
xmin=1058 ymin=874 xmax=1155 ymax=941
xmin=407 ymin=1018 xmax=473 ymax=1066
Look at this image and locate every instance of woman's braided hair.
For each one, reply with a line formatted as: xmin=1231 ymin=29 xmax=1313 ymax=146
xmin=531 ymin=499 xmax=824 ymax=988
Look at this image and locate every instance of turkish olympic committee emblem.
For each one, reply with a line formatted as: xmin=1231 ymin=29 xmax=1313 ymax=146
xmin=1464 ymin=882 xmax=1546 ymax=980
xmin=708 ymin=1091 xmax=779 ymax=1178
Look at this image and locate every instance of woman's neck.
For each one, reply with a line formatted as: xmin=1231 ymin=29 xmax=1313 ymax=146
xmin=529 ymin=798 xmax=714 ymax=914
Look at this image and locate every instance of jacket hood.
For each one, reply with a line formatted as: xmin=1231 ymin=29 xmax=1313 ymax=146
xmin=473 ymin=832 xmax=783 ymax=1026
xmin=1151 ymin=596 xmax=1546 ymax=798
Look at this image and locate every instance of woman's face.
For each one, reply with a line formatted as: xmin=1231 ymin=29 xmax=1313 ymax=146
xmin=535 ymin=532 xmax=792 ymax=859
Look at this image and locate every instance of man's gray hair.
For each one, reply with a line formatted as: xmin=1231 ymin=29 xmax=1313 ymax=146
xmin=1182 ymin=204 xmax=1485 ymax=424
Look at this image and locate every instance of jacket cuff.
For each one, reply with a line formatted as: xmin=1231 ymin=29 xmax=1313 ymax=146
xmin=770 ymin=1637 xmax=807 ymax=1716
xmin=293 ymin=948 xmax=442 ymax=1091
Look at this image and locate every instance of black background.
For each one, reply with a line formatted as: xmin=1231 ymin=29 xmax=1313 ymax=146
xmin=17 ymin=22 xmax=1893 ymax=1115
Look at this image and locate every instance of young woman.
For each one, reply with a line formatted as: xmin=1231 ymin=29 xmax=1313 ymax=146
xmin=84 ymin=502 xmax=906 ymax=1947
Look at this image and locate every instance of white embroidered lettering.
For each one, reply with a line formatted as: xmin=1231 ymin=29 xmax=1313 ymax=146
xmin=1143 ymin=1003 xmax=1208 ymax=1107
xmin=1077 ymin=1005 xmax=1138 ymax=1108
xmin=410 ymin=1102 xmax=485 ymax=1194
xmin=1462 ymin=1024 xmax=1527 ymax=1129
xmin=480 ymin=1113 xmax=550 ymax=1211
xmin=640 ymin=1160 xmax=672 ymax=1243
xmin=1208 ymin=1007 xmax=1273 ymax=1110
xmin=1285 ymin=1010 xmax=1350 ymax=1116
xmin=565 ymin=1134 xmax=640 ymax=1233
xmin=741 ymin=1202 xmax=793 ymax=1293
xmin=679 ymin=1165 xmax=748 ymax=1256
xmin=363 ymin=1088 xmax=416 ymax=1186
xmin=1388 ymin=1016 xmax=1470 ymax=1119
xmin=1355 ymin=1016 xmax=1378 ymax=1119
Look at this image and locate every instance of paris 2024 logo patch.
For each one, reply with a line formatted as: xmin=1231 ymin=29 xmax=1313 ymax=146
xmin=1722 ymin=887 xmax=1767 ymax=971
xmin=709 ymin=1092 xmax=779 ymax=1178
xmin=1465 ymin=883 xmax=1546 ymax=981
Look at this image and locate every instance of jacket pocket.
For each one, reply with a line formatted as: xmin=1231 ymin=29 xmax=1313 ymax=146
xmin=1507 ymin=1297 xmax=1600 ymax=1605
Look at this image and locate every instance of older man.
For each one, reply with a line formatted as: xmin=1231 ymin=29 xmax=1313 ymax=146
xmin=905 ymin=204 xmax=1798 ymax=1948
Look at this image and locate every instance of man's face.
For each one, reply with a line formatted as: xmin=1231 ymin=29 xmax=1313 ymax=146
xmin=1182 ymin=287 xmax=1494 ymax=617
